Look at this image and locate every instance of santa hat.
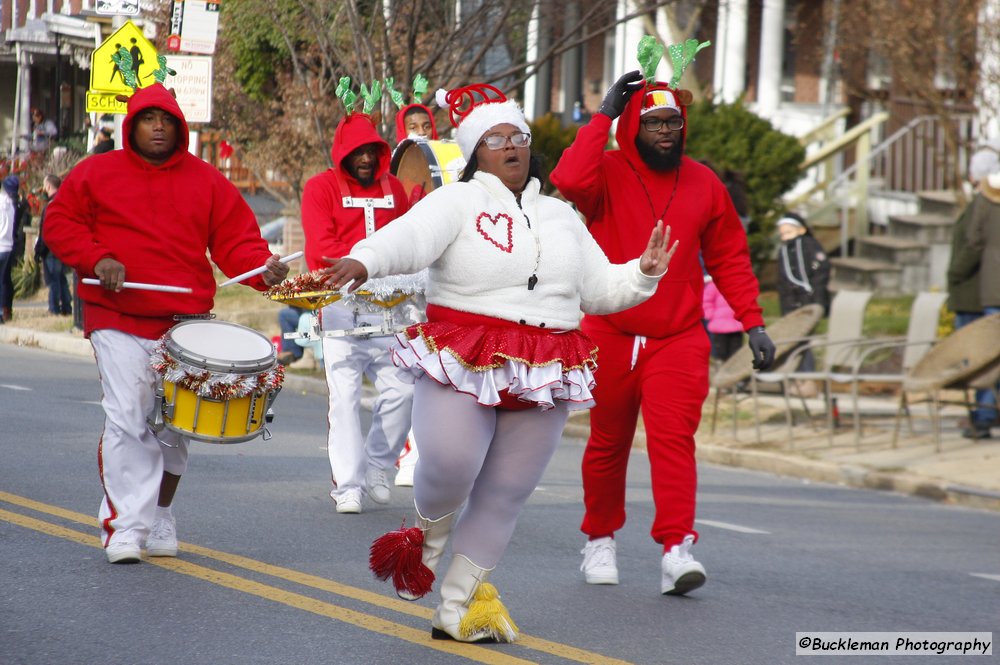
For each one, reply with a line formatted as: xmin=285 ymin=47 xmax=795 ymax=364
xmin=435 ymin=84 xmax=530 ymax=161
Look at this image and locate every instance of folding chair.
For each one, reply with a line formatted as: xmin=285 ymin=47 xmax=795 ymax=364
xmin=892 ymin=313 xmax=1000 ymax=451
xmin=751 ymin=290 xmax=873 ymax=446
xmin=709 ymin=304 xmax=824 ymax=441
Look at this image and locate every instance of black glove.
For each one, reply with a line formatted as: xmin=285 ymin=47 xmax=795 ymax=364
xmin=598 ymin=70 xmax=645 ymax=120
xmin=747 ymin=326 xmax=776 ymax=371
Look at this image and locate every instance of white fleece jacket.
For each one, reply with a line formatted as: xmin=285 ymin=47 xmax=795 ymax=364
xmin=348 ymin=171 xmax=663 ymax=330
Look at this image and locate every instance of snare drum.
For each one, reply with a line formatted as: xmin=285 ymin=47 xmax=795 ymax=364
xmin=149 ymin=320 xmax=283 ymax=443
xmin=390 ymin=138 xmax=466 ymax=199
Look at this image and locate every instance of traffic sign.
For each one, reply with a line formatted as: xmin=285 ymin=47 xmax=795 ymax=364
xmin=85 ymin=91 xmax=129 ymax=114
xmin=95 ymin=0 xmax=140 ymax=15
xmin=90 ymin=20 xmax=160 ymax=95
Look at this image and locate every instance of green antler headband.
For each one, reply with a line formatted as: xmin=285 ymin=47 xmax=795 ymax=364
xmin=666 ymin=38 xmax=711 ymax=89
xmin=385 ymin=77 xmax=405 ymax=110
xmin=637 ymin=36 xmax=664 ymax=84
xmin=112 ymin=47 xmax=138 ymax=91
xmin=411 ymin=74 xmax=428 ymax=103
xmin=359 ymin=80 xmax=382 ymax=115
xmin=336 ymin=76 xmax=359 ymax=114
xmin=637 ymin=36 xmax=711 ymax=89
xmin=147 ymin=55 xmax=176 ymax=84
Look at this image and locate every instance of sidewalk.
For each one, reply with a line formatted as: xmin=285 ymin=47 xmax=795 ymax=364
xmin=4 ymin=323 xmax=999 ymax=513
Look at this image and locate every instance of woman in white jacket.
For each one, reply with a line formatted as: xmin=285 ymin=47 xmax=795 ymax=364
xmin=323 ymin=83 xmax=677 ymax=643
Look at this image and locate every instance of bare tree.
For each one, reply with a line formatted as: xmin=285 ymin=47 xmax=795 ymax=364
xmin=208 ymin=0 xmax=691 ymax=208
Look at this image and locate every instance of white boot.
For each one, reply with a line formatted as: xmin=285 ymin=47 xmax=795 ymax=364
xmin=397 ymin=506 xmax=454 ymax=601
xmin=394 ymin=434 xmax=419 ymax=487
xmin=431 ymin=554 xmax=517 ymax=643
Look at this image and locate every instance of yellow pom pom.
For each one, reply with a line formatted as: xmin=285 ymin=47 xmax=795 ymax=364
xmin=459 ymin=582 xmax=519 ymax=642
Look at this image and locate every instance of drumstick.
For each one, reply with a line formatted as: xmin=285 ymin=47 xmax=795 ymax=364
xmin=82 ymin=278 xmax=193 ymax=294
xmin=218 ymin=251 xmax=304 ymax=287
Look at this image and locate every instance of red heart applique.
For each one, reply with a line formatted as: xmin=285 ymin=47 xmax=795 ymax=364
xmin=475 ymin=212 xmax=514 ymax=253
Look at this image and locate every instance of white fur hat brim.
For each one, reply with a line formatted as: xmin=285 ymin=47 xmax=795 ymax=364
xmin=456 ymin=100 xmax=530 ymax=161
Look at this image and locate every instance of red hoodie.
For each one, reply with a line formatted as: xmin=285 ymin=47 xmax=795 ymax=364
xmin=43 ymin=83 xmax=274 ymax=339
xmin=550 ymin=84 xmax=764 ymax=338
xmin=301 ymin=113 xmax=409 ymax=271
xmin=393 ymin=103 xmax=439 ymax=145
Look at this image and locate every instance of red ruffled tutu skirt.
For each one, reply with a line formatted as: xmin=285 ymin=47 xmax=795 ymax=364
xmin=392 ymin=305 xmax=598 ymax=411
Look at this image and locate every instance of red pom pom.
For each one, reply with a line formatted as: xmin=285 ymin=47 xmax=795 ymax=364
xmin=369 ymin=524 xmax=434 ymax=599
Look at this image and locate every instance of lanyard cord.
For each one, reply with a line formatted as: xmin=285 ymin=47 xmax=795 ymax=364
xmin=626 ymin=160 xmax=681 ymax=223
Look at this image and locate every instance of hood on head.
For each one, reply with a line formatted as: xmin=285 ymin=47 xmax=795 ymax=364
xmin=615 ymin=81 xmax=688 ymax=166
xmin=331 ymin=113 xmax=391 ymax=179
xmin=2 ymin=175 xmax=19 ymax=198
xmin=122 ymin=83 xmax=189 ymax=161
xmin=394 ymin=103 xmax=439 ymax=144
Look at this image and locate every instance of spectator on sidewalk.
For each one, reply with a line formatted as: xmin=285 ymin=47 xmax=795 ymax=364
xmin=35 ymin=174 xmax=72 ymax=316
xmin=702 ymin=273 xmax=743 ymax=363
xmin=948 ymin=140 xmax=1000 ymax=439
xmin=0 ymin=176 xmax=16 ymax=324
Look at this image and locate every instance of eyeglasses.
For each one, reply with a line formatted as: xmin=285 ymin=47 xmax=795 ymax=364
xmin=479 ymin=132 xmax=532 ymax=150
xmin=640 ymin=116 xmax=685 ymax=133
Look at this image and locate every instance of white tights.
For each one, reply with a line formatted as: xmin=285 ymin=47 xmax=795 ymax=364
xmin=411 ymin=377 xmax=569 ymax=569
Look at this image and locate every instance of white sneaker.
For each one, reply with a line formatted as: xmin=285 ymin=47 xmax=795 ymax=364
xmin=106 ymin=540 xmax=142 ymax=564
xmin=333 ymin=488 xmax=363 ymax=514
xmin=147 ymin=514 xmax=178 ymax=557
xmin=580 ymin=537 xmax=619 ymax=585
xmin=394 ymin=463 xmax=415 ymax=487
xmin=365 ymin=468 xmax=392 ymax=504
xmin=661 ymin=535 xmax=706 ymax=595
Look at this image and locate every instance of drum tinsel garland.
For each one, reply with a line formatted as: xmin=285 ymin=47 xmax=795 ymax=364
xmin=150 ymin=341 xmax=284 ymax=401
xmin=265 ymin=269 xmax=427 ymax=312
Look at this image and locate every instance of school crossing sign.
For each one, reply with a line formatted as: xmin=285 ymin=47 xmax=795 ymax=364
xmin=87 ymin=21 xmax=161 ymax=113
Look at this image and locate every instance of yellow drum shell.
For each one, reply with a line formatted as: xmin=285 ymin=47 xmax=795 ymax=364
xmin=162 ymin=381 xmax=274 ymax=443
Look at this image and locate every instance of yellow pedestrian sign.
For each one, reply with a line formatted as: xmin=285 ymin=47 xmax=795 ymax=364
xmin=90 ymin=20 xmax=159 ymax=96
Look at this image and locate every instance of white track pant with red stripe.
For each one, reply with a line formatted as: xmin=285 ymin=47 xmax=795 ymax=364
xmin=92 ymin=330 xmax=189 ymax=548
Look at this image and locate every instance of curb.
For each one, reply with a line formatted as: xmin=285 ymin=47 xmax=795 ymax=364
xmin=4 ymin=326 xmax=998 ymax=513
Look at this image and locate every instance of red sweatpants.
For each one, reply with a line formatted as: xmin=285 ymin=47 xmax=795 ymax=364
xmin=580 ymin=318 xmax=710 ymax=550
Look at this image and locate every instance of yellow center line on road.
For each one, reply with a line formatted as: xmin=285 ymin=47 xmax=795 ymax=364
xmin=0 ymin=492 xmax=635 ymax=665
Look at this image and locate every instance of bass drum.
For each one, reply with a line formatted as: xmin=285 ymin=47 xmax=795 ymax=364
xmin=390 ymin=138 xmax=466 ymax=201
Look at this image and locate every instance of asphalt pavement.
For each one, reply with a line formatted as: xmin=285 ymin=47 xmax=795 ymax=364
xmin=2 ymin=322 xmax=999 ymax=514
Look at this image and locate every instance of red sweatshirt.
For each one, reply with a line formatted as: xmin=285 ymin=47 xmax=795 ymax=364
xmin=301 ymin=113 xmax=409 ymax=271
xmin=43 ymin=83 xmax=274 ymax=339
xmin=550 ymin=91 xmax=764 ymax=338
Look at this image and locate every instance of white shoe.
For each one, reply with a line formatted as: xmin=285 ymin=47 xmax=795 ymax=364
xmin=661 ymin=535 xmax=706 ymax=595
xmin=106 ymin=540 xmax=142 ymax=564
xmin=333 ymin=488 xmax=363 ymax=514
xmin=580 ymin=537 xmax=619 ymax=585
xmin=394 ymin=463 xmax=415 ymax=487
xmin=147 ymin=514 xmax=178 ymax=557
xmin=366 ymin=468 xmax=392 ymax=504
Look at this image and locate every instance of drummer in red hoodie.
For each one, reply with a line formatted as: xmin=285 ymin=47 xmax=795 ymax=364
xmin=300 ymin=90 xmax=414 ymax=515
xmin=550 ymin=46 xmax=775 ymax=596
xmin=43 ymin=83 xmax=288 ymax=564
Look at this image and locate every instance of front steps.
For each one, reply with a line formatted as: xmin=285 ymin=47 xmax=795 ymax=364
xmin=829 ymin=190 xmax=961 ymax=295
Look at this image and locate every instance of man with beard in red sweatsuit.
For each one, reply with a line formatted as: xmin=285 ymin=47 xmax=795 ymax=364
xmin=43 ymin=83 xmax=289 ymax=564
xmin=550 ymin=71 xmax=776 ymax=596
xmin=301 ymin=111 xmax=414 ymax=515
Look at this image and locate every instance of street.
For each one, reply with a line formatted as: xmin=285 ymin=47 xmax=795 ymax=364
xmin=2 ymin=343 xmax=997 ymax=665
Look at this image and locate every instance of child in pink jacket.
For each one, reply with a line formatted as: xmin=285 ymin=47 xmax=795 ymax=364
xmin=702 ymin=275 xmax=743 ymax=361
